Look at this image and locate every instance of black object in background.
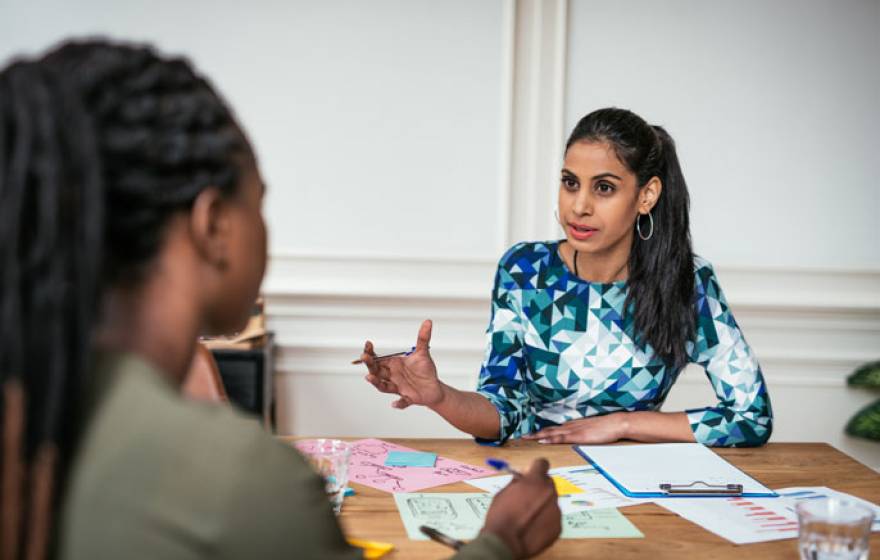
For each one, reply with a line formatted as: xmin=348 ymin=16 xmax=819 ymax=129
xmin=210 ymin=333 xmax=275 ymax=431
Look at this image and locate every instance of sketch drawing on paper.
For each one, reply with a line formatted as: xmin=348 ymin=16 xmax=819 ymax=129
xmin=407 ymin=496 xmax=457 ymax=520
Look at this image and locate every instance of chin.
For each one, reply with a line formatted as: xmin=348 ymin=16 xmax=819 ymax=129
xmin=204 ymin=311 xmax=251 ymax=338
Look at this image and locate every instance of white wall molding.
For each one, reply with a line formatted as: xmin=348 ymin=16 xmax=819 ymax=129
xmin=507 ymin=0 xmax=569 ymax=244
xmin=265 ymin=252 xmax=880 ymax=312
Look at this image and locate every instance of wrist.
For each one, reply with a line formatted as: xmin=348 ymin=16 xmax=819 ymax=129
xmin=479 ymin=525 xmax=523 ymax=559
xmin=427 ymin=381 xmax=453 ymax=411
xmin=618 ymin=411 xmax=634 ymax=440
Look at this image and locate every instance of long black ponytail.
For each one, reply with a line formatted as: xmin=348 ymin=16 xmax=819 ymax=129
xmin=0 ymin=39 xmax=247 ymax=559
xmin=566 ymin=108 xmax=695 ymax=370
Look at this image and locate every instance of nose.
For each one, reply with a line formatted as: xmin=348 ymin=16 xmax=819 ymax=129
xmin=572 ymin=189 xmax=593 ymax=216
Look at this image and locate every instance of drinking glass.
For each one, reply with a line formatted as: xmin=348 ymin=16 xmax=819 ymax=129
xmin=797 ymin=498 xmax=874 ymax=560
xmin=295 ymin=438 xmax=351 ymax=514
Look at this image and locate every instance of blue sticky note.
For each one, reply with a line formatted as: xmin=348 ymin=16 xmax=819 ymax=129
xmin=384 ymin=451 xmax=437 ymax=468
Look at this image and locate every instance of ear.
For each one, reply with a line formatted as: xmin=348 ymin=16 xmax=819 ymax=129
xmin=188 ymin=187 xmax=230 ymax=270
xmin=639 ymin=176 xmax=662 ymax=214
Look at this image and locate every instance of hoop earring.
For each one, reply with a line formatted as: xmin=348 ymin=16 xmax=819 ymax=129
xmin=636 ymin=211 xmax=654 ymax=241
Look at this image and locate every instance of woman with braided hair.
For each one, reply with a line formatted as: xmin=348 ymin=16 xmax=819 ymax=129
xmin=0 ymin=40 xmax=560 ymax=559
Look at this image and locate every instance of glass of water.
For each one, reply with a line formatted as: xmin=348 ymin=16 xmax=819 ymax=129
xmin=294 ymin=439 xmax=351 ymax=514
xmin=797 ymin=497 xmax=874 ymax=560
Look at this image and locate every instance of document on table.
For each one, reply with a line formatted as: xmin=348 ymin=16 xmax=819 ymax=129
xmin=339 ymin=439 xmax=492 ymax=493
xmin=394 ymin=493 xmax=643 ymax=540
xmin=576 ymin=443 xmax=776 ymax=497
xmin=466 ymin=465 xmax=654 ymax=512
xmin=659 ymin=496 xmax=799 ymax=544
xmin=659 ymin=487 xmax=880 ymax=544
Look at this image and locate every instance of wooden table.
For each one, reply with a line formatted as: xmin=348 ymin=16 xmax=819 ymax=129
xmin=282 ymin=438 xmax=880 ymax=559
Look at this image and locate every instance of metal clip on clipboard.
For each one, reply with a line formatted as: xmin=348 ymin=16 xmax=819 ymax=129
xmin=659 ymin=481 xmax=744 ymax=496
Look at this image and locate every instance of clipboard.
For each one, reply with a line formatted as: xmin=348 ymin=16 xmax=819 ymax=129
xmin=574 ymin=443 xmax=778 ymax=499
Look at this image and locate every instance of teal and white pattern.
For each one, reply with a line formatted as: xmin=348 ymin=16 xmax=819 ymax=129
xmin=476 ymin=241 xmax=773 ymax=447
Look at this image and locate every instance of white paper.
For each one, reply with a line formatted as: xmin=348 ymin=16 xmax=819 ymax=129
xmin=659 ymin=496 xmax=798 ymax=544
xmin=466 ymin=465 xmax=654 ymax=512
xmin=576 ymin=443 xmax=774 ymax=495
xmin=659 ymin=487 xmax=880 ymax=545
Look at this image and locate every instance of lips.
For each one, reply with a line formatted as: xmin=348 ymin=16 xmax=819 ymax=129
xmin=568 ymin=223 xmax=597 ymax=241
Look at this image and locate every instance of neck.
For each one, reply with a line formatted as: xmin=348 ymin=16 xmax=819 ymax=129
xmin=567 ymin=238 xmax=631 ymax=283
xmin=93 ymin=258 xmax=202 ymax=386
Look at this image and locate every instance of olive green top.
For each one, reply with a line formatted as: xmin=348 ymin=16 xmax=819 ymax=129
xmin=58 ymin=353 xmax=511 ymax=560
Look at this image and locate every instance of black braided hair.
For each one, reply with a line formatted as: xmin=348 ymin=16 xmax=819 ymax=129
xmin=0 ymin=38 xmax=249 ymax=558
xmin=565 ymin=108 xmax=696 ymax=370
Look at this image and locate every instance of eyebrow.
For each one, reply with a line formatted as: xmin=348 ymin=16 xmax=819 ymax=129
xmin=561 ymin=168 xmax=623 ymax=181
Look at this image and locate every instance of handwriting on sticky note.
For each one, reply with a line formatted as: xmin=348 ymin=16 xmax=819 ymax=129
xmin=384 ymin=451 xmax=437 ymax=468
xmin=552 ymin=475 xmax=584 ymax=496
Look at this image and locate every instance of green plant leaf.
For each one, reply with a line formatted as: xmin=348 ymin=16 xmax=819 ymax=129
xmin=846 ymin=399 xmax=880 ymax=441
xmin=847 ymin=361 xmax=880 ymax=388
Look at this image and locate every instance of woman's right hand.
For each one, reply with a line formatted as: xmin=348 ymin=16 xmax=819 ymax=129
xmin=361 ymin=319 xmax=445 ymax=409
xmin=481 ymin=458 xmax=562 ymax=558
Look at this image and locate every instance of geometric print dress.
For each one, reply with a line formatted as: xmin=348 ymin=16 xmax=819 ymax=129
xmin=475 ymin=241 xmax=773 ymax=447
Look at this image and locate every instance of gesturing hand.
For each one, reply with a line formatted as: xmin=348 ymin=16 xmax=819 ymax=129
xmin=481 ymin=458 xmax=561 ymax=559
xmin=361 ymin=319 xmax=445 ymax=409
xmin=522 ymin=413 xmax=629 ymax=444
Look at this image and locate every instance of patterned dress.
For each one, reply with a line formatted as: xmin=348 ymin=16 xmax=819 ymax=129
xmin=475 ymin=241 xmax=773 ymax=447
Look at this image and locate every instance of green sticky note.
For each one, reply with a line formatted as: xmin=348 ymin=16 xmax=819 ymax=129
xmin=385 ymin=451 xmax=437 ymax=467
xmin=393 ymin=493 xmax=644 ymax=540
xmin=561 ymin=508 xmax=644 ymax=538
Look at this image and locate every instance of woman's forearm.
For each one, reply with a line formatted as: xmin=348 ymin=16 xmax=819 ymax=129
xmin=428 ymin=383 xmax=501 ymax=440
xmin=622 ymin=411 xmax=695 ymax=443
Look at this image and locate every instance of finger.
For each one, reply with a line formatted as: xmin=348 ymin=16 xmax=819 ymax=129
xmin=391 ymin=397 xmax=412 ymax=409
xmin=364 ymin=374 xmax=399 ymax=394
xmin=537 ymin=433 xmax=571 ymax=445
xmin=415 ymin=319 xmax=432 ymax=353
xmin=526 ymin=458 xmax=551 ymax=478
xmin=361 ymin=350 xmax=381 ymax=376
xmin=524 ymin=426 xmax=561 ymax=439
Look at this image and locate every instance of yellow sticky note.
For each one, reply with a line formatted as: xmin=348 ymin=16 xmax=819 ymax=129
xmin=347 ymin=538 xmax=395 ymax=559
xmin=551 ymin=475 xmax=584 ymax=496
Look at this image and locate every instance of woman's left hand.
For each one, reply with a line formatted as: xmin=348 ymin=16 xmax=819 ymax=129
xmin=522 ymin=413 xmax=629 ymax=444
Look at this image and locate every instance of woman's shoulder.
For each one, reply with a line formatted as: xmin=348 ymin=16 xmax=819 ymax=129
xmin=496 ymin=240 xmax=560 ymax=270
xmin=692 ymin=254 xmax=716 ymax=278
xmin=691 ymin=254 xmax=728 ymax=303
xmin=694 ymin=254 xmax=718 ymax=287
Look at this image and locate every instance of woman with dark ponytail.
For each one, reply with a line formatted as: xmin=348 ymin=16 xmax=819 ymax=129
xmin=363 ymin=107 xmax=773 ymax=448
xmin=0 ymin=39 xmax=560 ymax=559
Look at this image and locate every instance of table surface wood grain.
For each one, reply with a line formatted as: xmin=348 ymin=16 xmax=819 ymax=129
xmin=279 ymin=438 xmax=880 ymax=559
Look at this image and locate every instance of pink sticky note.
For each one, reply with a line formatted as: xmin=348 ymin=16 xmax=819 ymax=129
xmin=345 ymin=438 xmax=493 ymax=493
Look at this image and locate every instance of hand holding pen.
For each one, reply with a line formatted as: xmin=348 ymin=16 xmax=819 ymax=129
xmin=420 ymin=459 xmax=560 ymax=559
xmin=358 ymin=319 xmax=446 ymax=409
xmin=351 ymin=346 xmax=417 ymax=365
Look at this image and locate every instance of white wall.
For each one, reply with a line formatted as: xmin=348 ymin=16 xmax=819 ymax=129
xmin=3 ymin=1 xmax=879 ymax=468
xmin=0 ymin=0 xmax=509 ymax=261
xmin=566 ymin=0 xmax=880 ymax=269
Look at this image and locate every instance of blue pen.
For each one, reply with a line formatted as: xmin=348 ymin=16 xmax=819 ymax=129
xmin=351 ymin=346 xmax=418 ymax=365
xmin=486 ymin=458 xmax=523 ymax=477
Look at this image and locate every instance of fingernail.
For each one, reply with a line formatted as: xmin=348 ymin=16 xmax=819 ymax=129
xmin=538 ymin=439 xmax=548 ymax=444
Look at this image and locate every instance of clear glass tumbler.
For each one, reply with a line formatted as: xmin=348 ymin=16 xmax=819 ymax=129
xmin=294 ymin=439 xmax=351 ymax=514
xmin=797 ymin=498 xmax=874 ymax=560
